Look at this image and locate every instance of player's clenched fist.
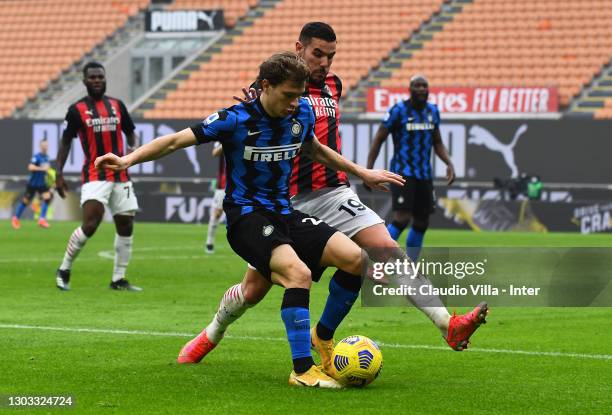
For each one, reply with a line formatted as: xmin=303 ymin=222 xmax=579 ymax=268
xmin=95 ymin=153 xmax=130 ymax=171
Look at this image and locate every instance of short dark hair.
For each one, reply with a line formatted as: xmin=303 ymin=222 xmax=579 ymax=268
xmin=83 ymin=61 xmax=105 ymax=77
xmin=258 ymin=52 xmax=310 ymax=86
xmin=299 ymin=22 xmax=336 ymax=45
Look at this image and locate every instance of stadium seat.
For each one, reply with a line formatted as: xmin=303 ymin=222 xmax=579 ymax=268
xmin=383 ymin=0 xmax=612 ymax=109
xmin=145 ymin=0 xmax=444 ymax=118
xmin=0 ymin=0 xmax=148 ymax=118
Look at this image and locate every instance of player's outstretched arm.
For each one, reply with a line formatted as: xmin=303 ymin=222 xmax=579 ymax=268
xmin=95 ymin=128 xmax=197 ymax=171
xmin=303 ymin=135 xmax=405 ymax=191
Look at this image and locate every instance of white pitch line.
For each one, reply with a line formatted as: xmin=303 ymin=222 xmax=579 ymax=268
xmin=1 ymin=324 xmax=611 ymax=361
xmin=0 ymin=247 xmax=234 ymax=263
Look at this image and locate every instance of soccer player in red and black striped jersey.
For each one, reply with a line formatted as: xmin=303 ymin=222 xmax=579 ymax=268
xmin=205 ymin=142 xmax=226 ymax=253
xmin=177 ymin=23 xmax=489 ymax=367
xmin=54 ymin=62 xmax=142 ymax=292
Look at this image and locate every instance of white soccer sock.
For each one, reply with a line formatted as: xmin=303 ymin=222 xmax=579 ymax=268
xmin=112 ymin=234 xmax=133 ymax=282
xmin=389 ymin=251 xmax=452 ymax=336
xmin=206 ymin=210 xmax=219 ymax=246
xmin=420 ymin=307 xmax=451 ymax=336
xmin=60 ymin=227 xmax=89 ymax=270
xmin=205 ymin=284 xmax=251 ymax=344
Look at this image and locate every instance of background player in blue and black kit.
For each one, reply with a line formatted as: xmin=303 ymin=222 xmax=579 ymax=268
xmin=95 ymin=52 xmax=404 ymax=388
xmin=12 ymin=139 xmax=53 ymax=230
xmin=367 ymin=74 xmax=456 ymax=259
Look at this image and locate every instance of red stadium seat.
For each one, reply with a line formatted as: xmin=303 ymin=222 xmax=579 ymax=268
xmin=0 ymin=0 xmax=148 ymax=117
xmin=382 ymin=0 xmax=612 ymax=109
xmin=145 ymin=0 xmax=445 ymax=118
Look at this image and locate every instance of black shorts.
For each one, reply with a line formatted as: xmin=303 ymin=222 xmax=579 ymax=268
xmin=225 ymin=207 xmax=337 ymax=281
xmin=24 ymin=185 xmax=49 ymax=200
xmin=391 ymin=177 xmax=435 ymax=217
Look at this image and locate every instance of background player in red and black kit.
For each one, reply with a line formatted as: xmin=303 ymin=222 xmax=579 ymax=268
xmin=177 ymin=23 xmax=489 ymax=371
xmin=54 ymin=62 xmax=142 ymax=292
xmin=205 ymin=142 xmax=226 ymax=253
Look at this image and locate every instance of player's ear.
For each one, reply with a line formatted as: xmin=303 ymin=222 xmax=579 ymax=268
xmin=295 ymin=40 xmax=304 ymax=55
xmin=260 ymin=79 xmax=271 ymax=94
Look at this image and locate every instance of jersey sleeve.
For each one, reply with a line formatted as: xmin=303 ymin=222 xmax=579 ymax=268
xmin=334 ymin=75 xmax=343 ymax=100
xmin=382 ymin=104 xmax=399 ymax=130
xmin=301 ymin=99 xmax=316 ymax=143
xmin=190 ymin=109 xmax=237 ymax=145
xmin=63 ymin=105 xmax=82 ymax=138
xmin=30 ymin=154 xmax=39 ymax=165
xmin=118 ymin=100 xmax=136 ymax=134
xmin=434 ymin=105 xmax=441 ymax=129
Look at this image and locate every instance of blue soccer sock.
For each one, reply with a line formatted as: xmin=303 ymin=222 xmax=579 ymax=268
xmin=406 ymin=227 xmax=425 ymax=261
xmin=317 ymin=270 xmax=361 ymax=341
xmin=280 ymin=288 xmax=314 ymax=374
xmin=40 ymin=201 xmax=49 ymax=219
xmin=387 ymin=221 xmax=407 ymax=241
xmin=14 ymin=202 xmax=26 ymax=218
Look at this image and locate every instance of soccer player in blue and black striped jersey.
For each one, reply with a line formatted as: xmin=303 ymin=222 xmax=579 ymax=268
xmin=367 ymin=75 xmax=456 ymax=260
xmin=12 ymin=139 xmax=53 ymax=230
xmin=95 ymin=52 xmax=404 ymax=388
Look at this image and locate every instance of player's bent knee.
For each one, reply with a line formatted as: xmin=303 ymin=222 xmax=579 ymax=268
xmin=412 ymin=217 xmax=429 ymax=233
xmin=344 ymin=247 xmax=368 ymax=276
xmin=368 ymin=230 xmax=399 ymax=250
xmin=282 ymin=262 xmax=311 ymax=289
xmin=82 ymin=218 xmax=102 ymax=236
xmin=242 ymin=276 xmax=271 ymax=305
xmin=393 ymin=211 xmax=412 ymax=224
xmin=114 ymin=213 xmax=135 ymax=236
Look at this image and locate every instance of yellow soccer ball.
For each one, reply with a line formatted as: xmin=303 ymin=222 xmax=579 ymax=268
xmin=331 ymin=335 xmax=383 ymax=387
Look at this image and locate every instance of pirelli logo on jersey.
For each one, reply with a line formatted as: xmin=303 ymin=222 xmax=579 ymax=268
xmin=243 ymin=143 xmax=302 ymax=162
xmin=406 ymin=122 xmax=435 ymax=131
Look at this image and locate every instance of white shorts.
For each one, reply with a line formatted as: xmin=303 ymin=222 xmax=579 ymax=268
xmin=212 ymin=189 xmax=225 ymax=210
xmin=291 ymin=186 xmax=384 ymax=238
xmin=80 ymin=181 xmax=139 ymax=216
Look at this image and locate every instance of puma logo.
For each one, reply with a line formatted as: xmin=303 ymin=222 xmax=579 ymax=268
xmin=468 ymin=124 xmax=528 ymax=178
xmin=196 ymin=10 xmax=217 ymax=29
xmin=157 ymin=124 xmax=201 ymax=175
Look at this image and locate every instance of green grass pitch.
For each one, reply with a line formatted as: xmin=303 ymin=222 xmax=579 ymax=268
xmin=1 ymin=220 xmax=611 ymax=414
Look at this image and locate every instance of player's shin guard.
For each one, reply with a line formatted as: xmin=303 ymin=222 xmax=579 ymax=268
xmin=281 ymin=288 xmax=314 ymax=374
xmin=112 ymin=234 xmax=133 ymax=282
xmin=317 ymin=270 xmax=361 ymax=341
xmin=387 ymin=221 xmax=407 ymax=241
xmin=205 ymin=283 xmax=251 ymax=344
xmin=59 ymin=227 xmax=89 ymax=270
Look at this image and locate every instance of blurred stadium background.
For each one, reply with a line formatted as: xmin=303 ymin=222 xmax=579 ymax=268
xmin=1 ymin=2 xmax=611 ymax=413
xmin=1 ymin=0 xmax=611 ymax=235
